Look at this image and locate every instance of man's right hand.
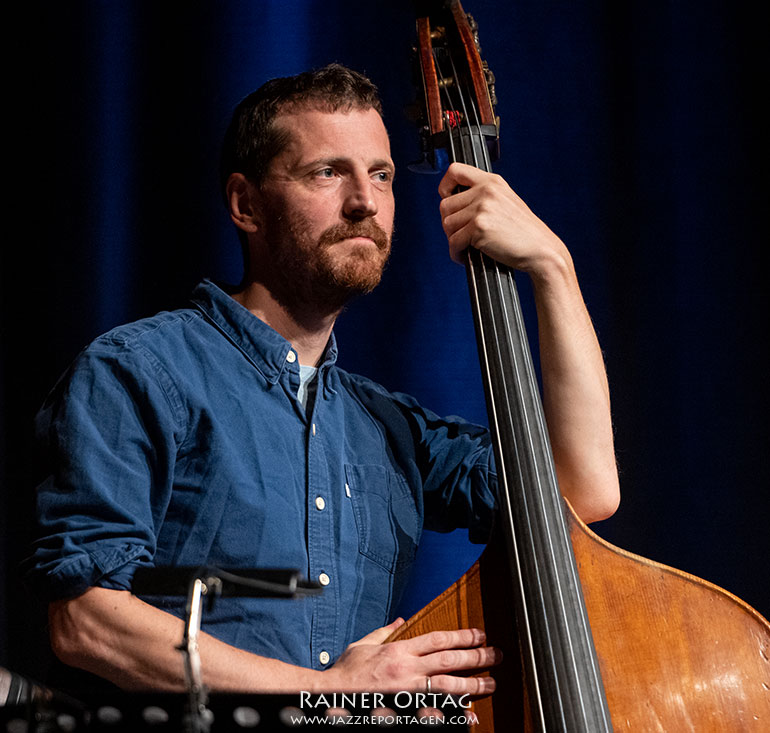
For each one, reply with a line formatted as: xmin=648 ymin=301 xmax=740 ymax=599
xmin=323 ymin=618 xmax=501 ymax=695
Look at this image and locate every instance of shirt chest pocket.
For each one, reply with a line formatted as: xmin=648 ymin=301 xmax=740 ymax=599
xmin=344 ymin=464 xmax=421 ymax=573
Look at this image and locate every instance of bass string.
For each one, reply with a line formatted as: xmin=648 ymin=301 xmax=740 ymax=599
xmin=432 ymin=44 xmax=549 ymax=728
xmin=490 ymin=158 xmax=609 ymax=726
xmin=461 ymin=75 xmax=607 ymax=728
xmin=434 ymin=40 xmax=605 ymax=729
xmin=462 ymin=74 xmax=609 ymax=728
xmin=456 ymin=73 xmax=600 ymax=724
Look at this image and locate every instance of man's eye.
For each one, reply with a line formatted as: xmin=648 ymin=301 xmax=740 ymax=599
xmin=373 ymin=171 xmax=391 ymax=183
xmin=316 ymin=168 xmax=335 ymax=178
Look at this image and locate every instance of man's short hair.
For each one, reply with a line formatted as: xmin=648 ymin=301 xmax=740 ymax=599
xmin=220 ymin=63 xmax=384 ymax=200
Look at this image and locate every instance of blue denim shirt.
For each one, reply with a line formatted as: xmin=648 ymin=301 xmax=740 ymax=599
xmin=27 ymin=280 xmax=496 ymax=670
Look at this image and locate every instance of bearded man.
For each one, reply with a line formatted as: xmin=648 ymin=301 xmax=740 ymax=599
xmin=26 ymin=64 xmax=619 ymax=696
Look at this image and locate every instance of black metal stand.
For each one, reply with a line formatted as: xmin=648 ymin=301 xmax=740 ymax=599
xmin=133 ymin=566 xmax=323 ymax=733
xmin=178 ymin=575 xmax=217 ymax=733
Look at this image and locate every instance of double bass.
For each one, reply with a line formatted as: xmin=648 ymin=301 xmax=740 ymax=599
xmin=388 ymin=2 xmax=770 ymax=730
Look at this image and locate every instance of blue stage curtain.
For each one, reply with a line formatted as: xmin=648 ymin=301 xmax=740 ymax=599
xmin=3 ymin=0 xmax=766 ymax=680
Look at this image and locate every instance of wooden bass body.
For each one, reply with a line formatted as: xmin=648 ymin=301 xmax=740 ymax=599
xmin=388 ymin=502 xmax=770 ymax=731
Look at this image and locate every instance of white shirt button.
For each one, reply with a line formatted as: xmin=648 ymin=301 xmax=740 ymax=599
xmin=286 ymin=350 xmax=296 ymax=363
xmin=315 ymin=496 xmax=326 ymax=511
xmin=318 ymin=573 xmax=330 ymax=586
xmin=319 ymin=651 xmax=330 ymax=665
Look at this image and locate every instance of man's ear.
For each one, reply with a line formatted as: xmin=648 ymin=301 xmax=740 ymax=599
xmin=226 ymin=172 xmax=262 ymax=234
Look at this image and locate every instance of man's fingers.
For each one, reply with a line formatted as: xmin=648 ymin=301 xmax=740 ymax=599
xmin=438 ymin=162 xmax=486 ymax=198
xmin=400 ymin=627 xmax=487 ymax=656
xmin=429 ymin=672 xmax=497 ymax=697
xmin=426 ymin=643 xmax=502 ymax=675
xmin=349 ymin=617 xmax=405 ymax=647
xmin=438 ymin=185 xmax=475 ymax=217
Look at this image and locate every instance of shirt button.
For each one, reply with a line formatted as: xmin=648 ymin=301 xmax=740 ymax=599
xmin=318 ymin=573 xmax=330 ymax=586
xmin=315 ymin=496 xmax=326 ymax=511
xmin=319 ymin=651 xmax=330 ymax=665
xmin=286 ymin=350 xmax=296 ymax=363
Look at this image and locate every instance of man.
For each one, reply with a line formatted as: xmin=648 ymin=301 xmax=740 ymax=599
xmin=26 ymin=65 xmax=618 ymax=696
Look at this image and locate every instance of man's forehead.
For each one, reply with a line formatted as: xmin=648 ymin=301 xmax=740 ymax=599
xmin=273 ymin=106 xmax=390 ymax=153
xmin=275 ymin=100 xmax=379 ymax=123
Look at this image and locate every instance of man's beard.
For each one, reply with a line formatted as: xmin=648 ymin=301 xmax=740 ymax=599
xmin=261 ymin=212 xmax=391 ymax=320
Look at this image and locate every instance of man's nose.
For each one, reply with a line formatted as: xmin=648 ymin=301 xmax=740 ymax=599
xmin=342 ymin=174 xmax=378 ymax=219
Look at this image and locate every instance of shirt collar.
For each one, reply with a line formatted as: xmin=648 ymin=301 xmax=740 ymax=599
xmin=190 ymin=279 xmax=338 ymax=385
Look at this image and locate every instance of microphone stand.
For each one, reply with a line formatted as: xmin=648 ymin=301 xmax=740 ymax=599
xmin=178 ymin=574 xmax=220 ymax=733
xmin=131 ymin=566 xmax=323 ymax=733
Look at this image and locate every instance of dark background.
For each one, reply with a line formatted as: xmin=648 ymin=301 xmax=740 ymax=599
xmin=3 ymin=0 xmax=767 ymax=684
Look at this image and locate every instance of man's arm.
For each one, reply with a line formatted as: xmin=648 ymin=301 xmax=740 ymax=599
xmin=438 ymin=162 xmax=620 ymax=523
xmin=49 ymin=587 xmax=499 ymax=694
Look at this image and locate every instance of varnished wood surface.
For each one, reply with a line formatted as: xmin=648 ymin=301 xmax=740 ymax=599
xmin=570 ymin=508 xmax=770 ymax=731
xmin=416 ymin=16 xmax=443 ymax=137
xmin=388 ymin=538 xmax=527 ymax=733
xmin=389 ymin=505 xmax=770 ymax=731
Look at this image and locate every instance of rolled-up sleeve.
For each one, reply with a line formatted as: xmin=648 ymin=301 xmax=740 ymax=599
xmin=24 ymin=337 xmax=183 ymax=601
